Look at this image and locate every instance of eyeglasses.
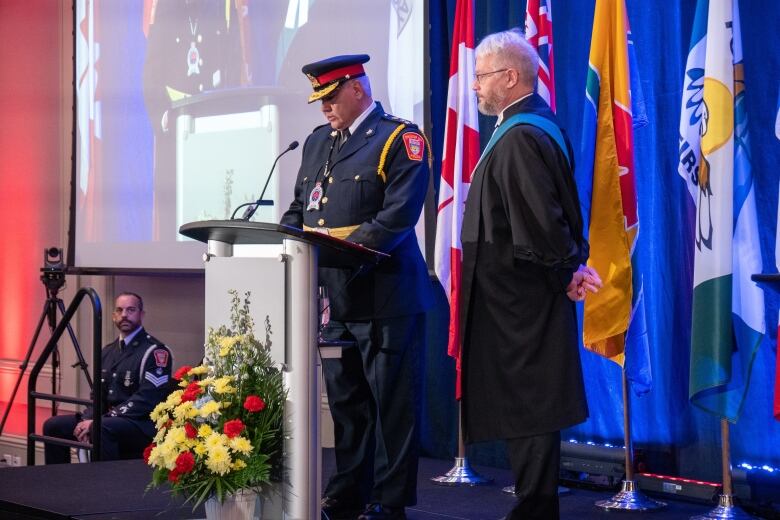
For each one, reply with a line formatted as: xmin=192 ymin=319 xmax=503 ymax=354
xmin=474 ymin=68 xmax=508 ymax=84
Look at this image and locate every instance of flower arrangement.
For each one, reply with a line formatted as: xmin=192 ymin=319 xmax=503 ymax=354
xmin=146 ymin=290 xmax=285 ymax=508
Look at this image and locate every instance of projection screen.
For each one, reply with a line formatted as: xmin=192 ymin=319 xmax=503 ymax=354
xmin=73 ymin=0 xmax=427 ymax=270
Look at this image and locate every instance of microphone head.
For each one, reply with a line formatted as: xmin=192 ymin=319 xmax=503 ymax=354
xmin=288 ymin=141 xmax=299 ymax=151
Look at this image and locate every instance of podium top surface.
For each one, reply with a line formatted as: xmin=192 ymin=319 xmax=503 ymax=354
xmin=179 ymin=220 xmax=388 ymax=268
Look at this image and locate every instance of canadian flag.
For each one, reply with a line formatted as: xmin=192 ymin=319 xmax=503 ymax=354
xmin=525 ymin=0 xmax=556 ymax=112
xmin=434 ymin=0 xmax=480 ymax=400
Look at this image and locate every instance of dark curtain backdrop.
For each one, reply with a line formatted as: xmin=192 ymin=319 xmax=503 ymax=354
xmin=423 ymin=0 xmax=780 ymax=480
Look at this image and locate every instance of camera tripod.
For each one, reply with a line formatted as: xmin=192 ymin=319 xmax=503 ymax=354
xmin=0 ymin=259 xmax=92 ymax=438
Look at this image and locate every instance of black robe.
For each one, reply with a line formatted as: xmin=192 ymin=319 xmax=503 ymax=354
xmin=460 ymin=94 xmax=589 ymax=442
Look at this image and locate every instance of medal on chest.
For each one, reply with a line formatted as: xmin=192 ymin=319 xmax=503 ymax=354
xmin=307 ymin=182 xmax=324 ymax=211
xmin=124 ymin=370 xmax=132 ymax=387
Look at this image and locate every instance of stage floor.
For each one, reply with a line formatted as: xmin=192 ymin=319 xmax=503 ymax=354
xmin=0 ymin=450 xmax=774 ymax=519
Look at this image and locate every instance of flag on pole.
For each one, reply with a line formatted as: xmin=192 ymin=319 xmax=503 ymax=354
xmin=434 ymin=0 xmax=480 ymax=400
xmin=388 ymin=0 xmax=424 ymax=123
xmin=524 ymin=0 xmax=556 ymax=112
xmin=679 ymin=0 xmax=765 ymax=422
xmin=578 ymin=0 xmax=652 ymax=394
xmin=775 ymin=88 xmax=780 ymax=421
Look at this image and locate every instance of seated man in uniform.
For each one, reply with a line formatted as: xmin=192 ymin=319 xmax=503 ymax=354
xmin=42 ymin=292 xmax=173 ymax=463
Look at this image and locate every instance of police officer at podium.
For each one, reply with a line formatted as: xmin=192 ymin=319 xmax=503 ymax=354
xmin=42 ymin=292 xmax=173 ymax=463
xmin=281 ymin=55 xmax=432 ymax=520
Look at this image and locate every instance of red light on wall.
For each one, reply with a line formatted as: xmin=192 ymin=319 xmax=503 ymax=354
xmin=638 ymin=473 xmax=721 ymax=488
xmin=0 ymin=2 xmax=66 ymax=407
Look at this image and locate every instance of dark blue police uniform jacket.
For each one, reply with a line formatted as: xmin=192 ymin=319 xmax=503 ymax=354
xmin=281 ymin=102 xmax=432 ymax=320
xmin=83 ymin=328 xmax=173 ymax=437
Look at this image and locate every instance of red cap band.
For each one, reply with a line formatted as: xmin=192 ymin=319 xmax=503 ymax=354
xmin=316 ymin=64 xmax=365 ymax=86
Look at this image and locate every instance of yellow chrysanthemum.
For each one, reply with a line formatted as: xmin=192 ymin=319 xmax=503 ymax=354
xmin=219 ymin=336 xmax=239 ymax=349
xmin=231 ymin=459 xmax=247 ymax=470
xmin=197 ymin=377 xmax=215 ymax=388
xmin=162 ymin=448 xmax=179 ymax=470
xmin=198 ymin=424 xmax=213 ymax=438
xmin=156 ymin=440 xmax=180 ymax=470
xmin=166 ymin=426 xmax=187 ymax=445
xmin=166 ymin=390 xmax=184 ymax=406
xmin=148 ymin=445 xmax=165 ymax=467
xmin=205 ymin=432 xmax=228 ymax=450
xmin=153 ymin=428 xmax=167 ymax=444
xmin=188 ymin=365 xmax=208 ymax=376
xmin=194 ymin=443 xmax=208 ymax=456
xmin=154 ymin=413 xmax=170 ymax=430
xmin=229 ymin=436 xmax=253 ymax=455
xmin=173 ymin=401 xmax=195 ymax=421
xmin=185 ymin=405 xmax=200 ymax=419
xmin=150 ymin=402 xmax=168 ymax=422
xmin=199 ymin=400 xmax=221 ymax=417
xmin=213 ymin=376 xmax=236 ymax=394
xmin=205 ymin=445 xmax=232 ymax=475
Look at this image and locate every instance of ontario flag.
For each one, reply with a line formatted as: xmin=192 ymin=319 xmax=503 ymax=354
xmin=524 ymin=0 xmax=556 ymax=112
xmin=434 ymin=0 xmax=480 ymax=400
xmin=679 ymin=0 xmax=764 ymax=422
xmin=578 ymin=0 xmax=652 ymax=394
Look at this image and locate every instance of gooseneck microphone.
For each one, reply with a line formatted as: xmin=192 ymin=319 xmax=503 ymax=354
xmin=231 ymin=140 xmax=300 ymax=220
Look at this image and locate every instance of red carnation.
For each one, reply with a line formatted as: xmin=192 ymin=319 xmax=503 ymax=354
xmin=168 ymin=468 xmax=181 ymax=483
xmin=181 ymin=382 xmax=202 ymax=402
xmin=243 ymin=395 xmax=266 ymax=413
xmin=223 ymin=419 xmax=245 ymax=439
xmin=143 ymin=443 xmax=155 ymax=463
xmin=184 ymin=422 xmax=197 ymax=439
xmin=175 ymin=451 xmax=196 ymax=474
xmin=173 ymin=365 xmax=192 ymax=381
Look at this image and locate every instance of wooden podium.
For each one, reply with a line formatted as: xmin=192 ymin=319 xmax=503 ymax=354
xmin=179 ymin=220 xmax=385 ymax=519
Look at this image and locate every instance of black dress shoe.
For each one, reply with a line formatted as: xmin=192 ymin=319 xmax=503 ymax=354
xmin=357 ymin=503 xmax=407 ymax=520
xmin=321 ymin=496 xmax=363 ymax=520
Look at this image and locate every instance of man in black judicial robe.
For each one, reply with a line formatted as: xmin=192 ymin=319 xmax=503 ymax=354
xmin=280 ymin=55 xmax=432 ymax=520
xmin=460 ymin=30 xmax=601 ymax=520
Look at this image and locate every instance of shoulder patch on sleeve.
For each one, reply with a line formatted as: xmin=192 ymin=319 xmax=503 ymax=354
xmin=153 ymin=349 xmax=169 ymax=367
xmin=402 ymin=132 xmax=425 ymax=161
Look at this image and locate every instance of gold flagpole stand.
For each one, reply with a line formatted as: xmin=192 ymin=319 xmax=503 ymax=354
xmin=430 ymin=402 xmax=493 ymax=485
xmin=690 ymin=419 xmax=754 ymax=519
xmin=596 ymin=370 xmax=666 ymax=511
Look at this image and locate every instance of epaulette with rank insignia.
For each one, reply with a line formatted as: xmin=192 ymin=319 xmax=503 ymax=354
xmin=312 ymin=122 xmax=331 ymax=133
xmin=381 ymin=113 xmax=415 ymax=126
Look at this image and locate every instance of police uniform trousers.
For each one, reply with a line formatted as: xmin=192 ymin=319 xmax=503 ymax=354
xmin=505 ymin=431 xmax=561 ymax=520
xmin=321 ymin=313 xmax=424 ymax=507
xmin=43 ymin=413 xmax=154 ymax=464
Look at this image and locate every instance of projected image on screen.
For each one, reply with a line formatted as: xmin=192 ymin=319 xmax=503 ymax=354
xmin=74 ymin=0 xmax=426 ymax=270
